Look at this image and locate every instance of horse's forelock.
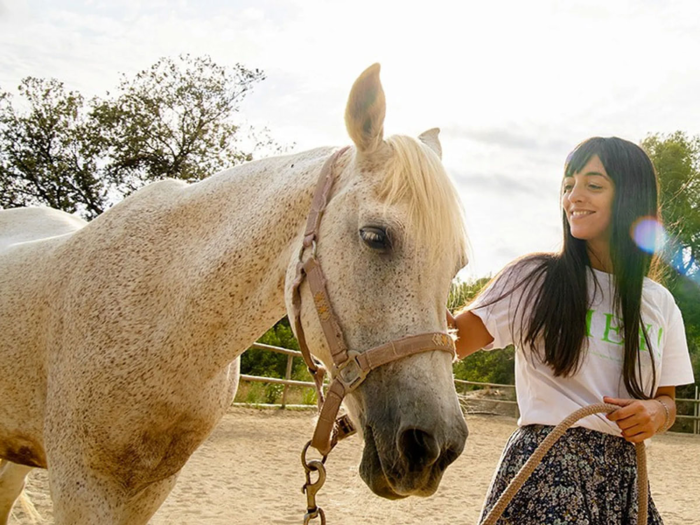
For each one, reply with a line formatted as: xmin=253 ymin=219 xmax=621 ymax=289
xmin=379 ymin=135 xmax=469 ymax=269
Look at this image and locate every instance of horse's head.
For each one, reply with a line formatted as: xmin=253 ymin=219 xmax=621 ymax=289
xmin=286 ymin=64 xmax=468 ymax=499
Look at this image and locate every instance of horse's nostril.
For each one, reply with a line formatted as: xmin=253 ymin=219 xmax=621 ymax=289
xmin=397 ymin=427 xmax=440 ymax=470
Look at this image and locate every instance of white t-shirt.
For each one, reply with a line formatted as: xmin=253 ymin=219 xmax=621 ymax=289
xmin=468 ymin=260 xmax=695 ymax=436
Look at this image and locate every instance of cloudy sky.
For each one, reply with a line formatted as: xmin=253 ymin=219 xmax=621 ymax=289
xmin=2 ymin=0 xmax=700 ymax=277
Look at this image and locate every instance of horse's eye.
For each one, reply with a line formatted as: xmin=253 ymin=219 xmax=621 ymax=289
xmin=360 ymin=227 xmax=390 ymax=251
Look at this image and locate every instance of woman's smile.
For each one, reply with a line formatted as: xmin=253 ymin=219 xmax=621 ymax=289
xmin=561 ymin=155 xmax=615 ymax=246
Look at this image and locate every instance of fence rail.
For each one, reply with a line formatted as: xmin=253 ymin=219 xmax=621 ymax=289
xmin=239 ymin=343 xmax=700 ymax=435
xmin=240 ymin=374 xmax=315 ymax=389
xmin=675 ymin=385 xmax=700 ymax=435
xmin=244 ymin=343 xmax=309 ymax=408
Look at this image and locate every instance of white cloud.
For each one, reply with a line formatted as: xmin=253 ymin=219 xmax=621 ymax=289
xmin=2 ymin=0 xmax=700 ymax=276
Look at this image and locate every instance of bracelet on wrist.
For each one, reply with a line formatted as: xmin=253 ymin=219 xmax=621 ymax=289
xmin=656 ymin=399 xmax=671 ymax=433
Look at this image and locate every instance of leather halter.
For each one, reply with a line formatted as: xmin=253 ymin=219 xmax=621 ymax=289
xmin=291 ymin=147 xmax=456 ymax=456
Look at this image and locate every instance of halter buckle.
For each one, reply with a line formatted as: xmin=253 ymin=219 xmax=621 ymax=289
xmin=334 ymin=413 xmax=357 ymax=441
xmin=334 ymin=352 xmax=367 ymax=393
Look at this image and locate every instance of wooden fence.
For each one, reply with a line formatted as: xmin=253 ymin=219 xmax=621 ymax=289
xmin=239 ymin=343 xmax=314 ymax=408
xmin=239 ymin=343 xmax=700 ymax=435
xmin=454 ymin=378 xmax=519 ymax=417
xmin=678 ymin=385 xmax=700 ymax=435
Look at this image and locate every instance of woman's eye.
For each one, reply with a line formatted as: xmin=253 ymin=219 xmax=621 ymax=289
xmin=562 ymin=184 xmax=573 ymax=193
xmin=360 ymin=227 xmax=390 ymax=251
xmin=589 ymin=184 xmax=602 ymax=190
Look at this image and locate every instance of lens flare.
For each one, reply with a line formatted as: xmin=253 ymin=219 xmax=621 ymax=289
xmin=631 ymin=217 xmax=667 ymax=254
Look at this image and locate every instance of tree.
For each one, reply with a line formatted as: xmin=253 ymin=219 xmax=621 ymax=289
xmin=448 ymin=276 xmax=491 ymax=313
xmin=0 ymin=78 xmax=107 ymax=218
xmin=641 ymin=132 xmax=700 ymax=281
xmin=93 ymin=55 xmax=278 ymax=195
xmin=241 ymin=317 xmax=311 ymax=381
xmin=453 ymin=345 xmax=516 ymax=386
xmin=642 ymin=132 xmax=700 ymax=397
xmin=0 ymin=55 xmax=281 ymax=218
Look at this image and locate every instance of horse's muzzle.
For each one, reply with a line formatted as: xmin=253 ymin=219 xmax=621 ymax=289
xmin=359 ymin=417 xmax=468 ymax=499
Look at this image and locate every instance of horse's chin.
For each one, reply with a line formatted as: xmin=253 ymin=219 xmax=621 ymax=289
xmin=358 ymin=425 xmax=447 ymax=500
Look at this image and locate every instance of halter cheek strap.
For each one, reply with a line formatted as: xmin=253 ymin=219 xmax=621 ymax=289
xmin=291 ymin=147 xmax=456 ymax=456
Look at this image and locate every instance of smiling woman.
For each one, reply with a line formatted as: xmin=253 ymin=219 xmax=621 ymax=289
xmin=561 ymin=154 xmax=616 ymax=268
xmin=450 ymin=136 xmax=695 ymax=524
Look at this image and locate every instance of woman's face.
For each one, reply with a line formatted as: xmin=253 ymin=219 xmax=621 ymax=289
xmin=561 ymin=154 xmax=615 ymax=247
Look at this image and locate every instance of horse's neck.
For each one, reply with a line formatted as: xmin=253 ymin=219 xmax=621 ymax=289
xmin=171 ymin=147 xmax=335 ymax=367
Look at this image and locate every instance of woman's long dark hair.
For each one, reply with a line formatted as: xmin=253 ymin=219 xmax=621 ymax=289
xmin=513 ymin=137 xmax=660 ymax=399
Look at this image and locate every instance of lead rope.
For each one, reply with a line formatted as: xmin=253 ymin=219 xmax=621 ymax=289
xmin=480 ymin=403 xmax=648 ymax=525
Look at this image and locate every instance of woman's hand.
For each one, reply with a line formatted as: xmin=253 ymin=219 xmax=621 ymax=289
xmin=604 ymin=393 xmax=674 ymax=442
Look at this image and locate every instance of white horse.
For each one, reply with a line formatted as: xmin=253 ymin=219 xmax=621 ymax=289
xmin=0 ymin=64 xmax=469 ymax=524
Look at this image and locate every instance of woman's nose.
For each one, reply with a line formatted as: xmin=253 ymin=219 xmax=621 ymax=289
xmin=568 ymin=183 xmax=584 ymax=203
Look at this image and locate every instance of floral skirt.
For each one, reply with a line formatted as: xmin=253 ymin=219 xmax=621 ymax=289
xmin=479 ymin=425 xmax=663 ymax=525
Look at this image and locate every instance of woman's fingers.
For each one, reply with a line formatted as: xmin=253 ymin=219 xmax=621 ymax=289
xmin=620 ymin=425 xmax=653 ymax=443
xmin=604 ymin=397 xmax=661 ymax=440
xmin=605 ymin=398 xmax=644 ymax=421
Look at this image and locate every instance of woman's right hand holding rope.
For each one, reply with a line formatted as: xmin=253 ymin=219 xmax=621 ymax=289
xmin=604 ymin=394 xmax=674 ymax=442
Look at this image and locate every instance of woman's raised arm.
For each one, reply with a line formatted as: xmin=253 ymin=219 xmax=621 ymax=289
xmin=448 ymin=310 xmax=494 ymax=359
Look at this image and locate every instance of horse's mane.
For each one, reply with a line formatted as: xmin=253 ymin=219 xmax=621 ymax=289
xmin=381 ymin=135 xmax=469 ymax=268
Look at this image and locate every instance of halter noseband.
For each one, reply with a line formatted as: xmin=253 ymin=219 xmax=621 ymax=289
xmin=290 ymin=147 xmax=456 ymax=456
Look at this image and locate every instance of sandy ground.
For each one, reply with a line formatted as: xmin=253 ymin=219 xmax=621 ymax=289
xmin=12 ymin=407 xmax=700 ymax=525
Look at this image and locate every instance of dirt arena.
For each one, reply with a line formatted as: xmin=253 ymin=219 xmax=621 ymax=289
xmin=13 ymin=407 xmax=700 ymax=524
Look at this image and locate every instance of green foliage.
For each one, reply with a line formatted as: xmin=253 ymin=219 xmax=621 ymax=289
xmin=264 ymin=383 xmax=284 ymax=404
xmin=641 ymin=132 xmax=700 ymax=281
xmin=453 ymin=346 xmax=515 ymax=385
xmin=0 ymin=78 xmax=108 ymax=218
xmin=448 ymin=276 xmax=491 ymax=313
xmin=641 ymin=131 xmax=700 ymax=399
xmin=243 ymin=383 xmax=266 ymax=405
xmin=241 ymin=317 xmax=312 ymax=381
xmin=679 ymin=337 xmax=700 ymax=400
xmin=92 ymin=55 xmax=280 ymax=194
xmin=234 ymin=382 xmax=317 ymax=406
xmin=0 ymin=55 xmax=282 ymax=219
xmin=301 ymin=387 xmax=318 ymax=406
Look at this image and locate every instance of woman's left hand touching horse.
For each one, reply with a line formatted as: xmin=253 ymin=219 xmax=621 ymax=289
xmin=604 ymin=386 xmax=676 ymax=442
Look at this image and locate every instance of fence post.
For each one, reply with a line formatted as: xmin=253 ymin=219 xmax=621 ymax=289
xmin=693 ymin=385 xmax=700 ymax=435
xmin=281 ymin=354 xmax=294 ymax=409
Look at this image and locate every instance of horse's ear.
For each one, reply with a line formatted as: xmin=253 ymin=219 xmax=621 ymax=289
xmin=418 ymin=128 xmax=442 ymax=159
xmin=345 ymin=63 xmax=386 ymax=154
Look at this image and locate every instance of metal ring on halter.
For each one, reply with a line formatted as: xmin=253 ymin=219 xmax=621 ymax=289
xmin=301 ymin=440 xmax=328 ymax=469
